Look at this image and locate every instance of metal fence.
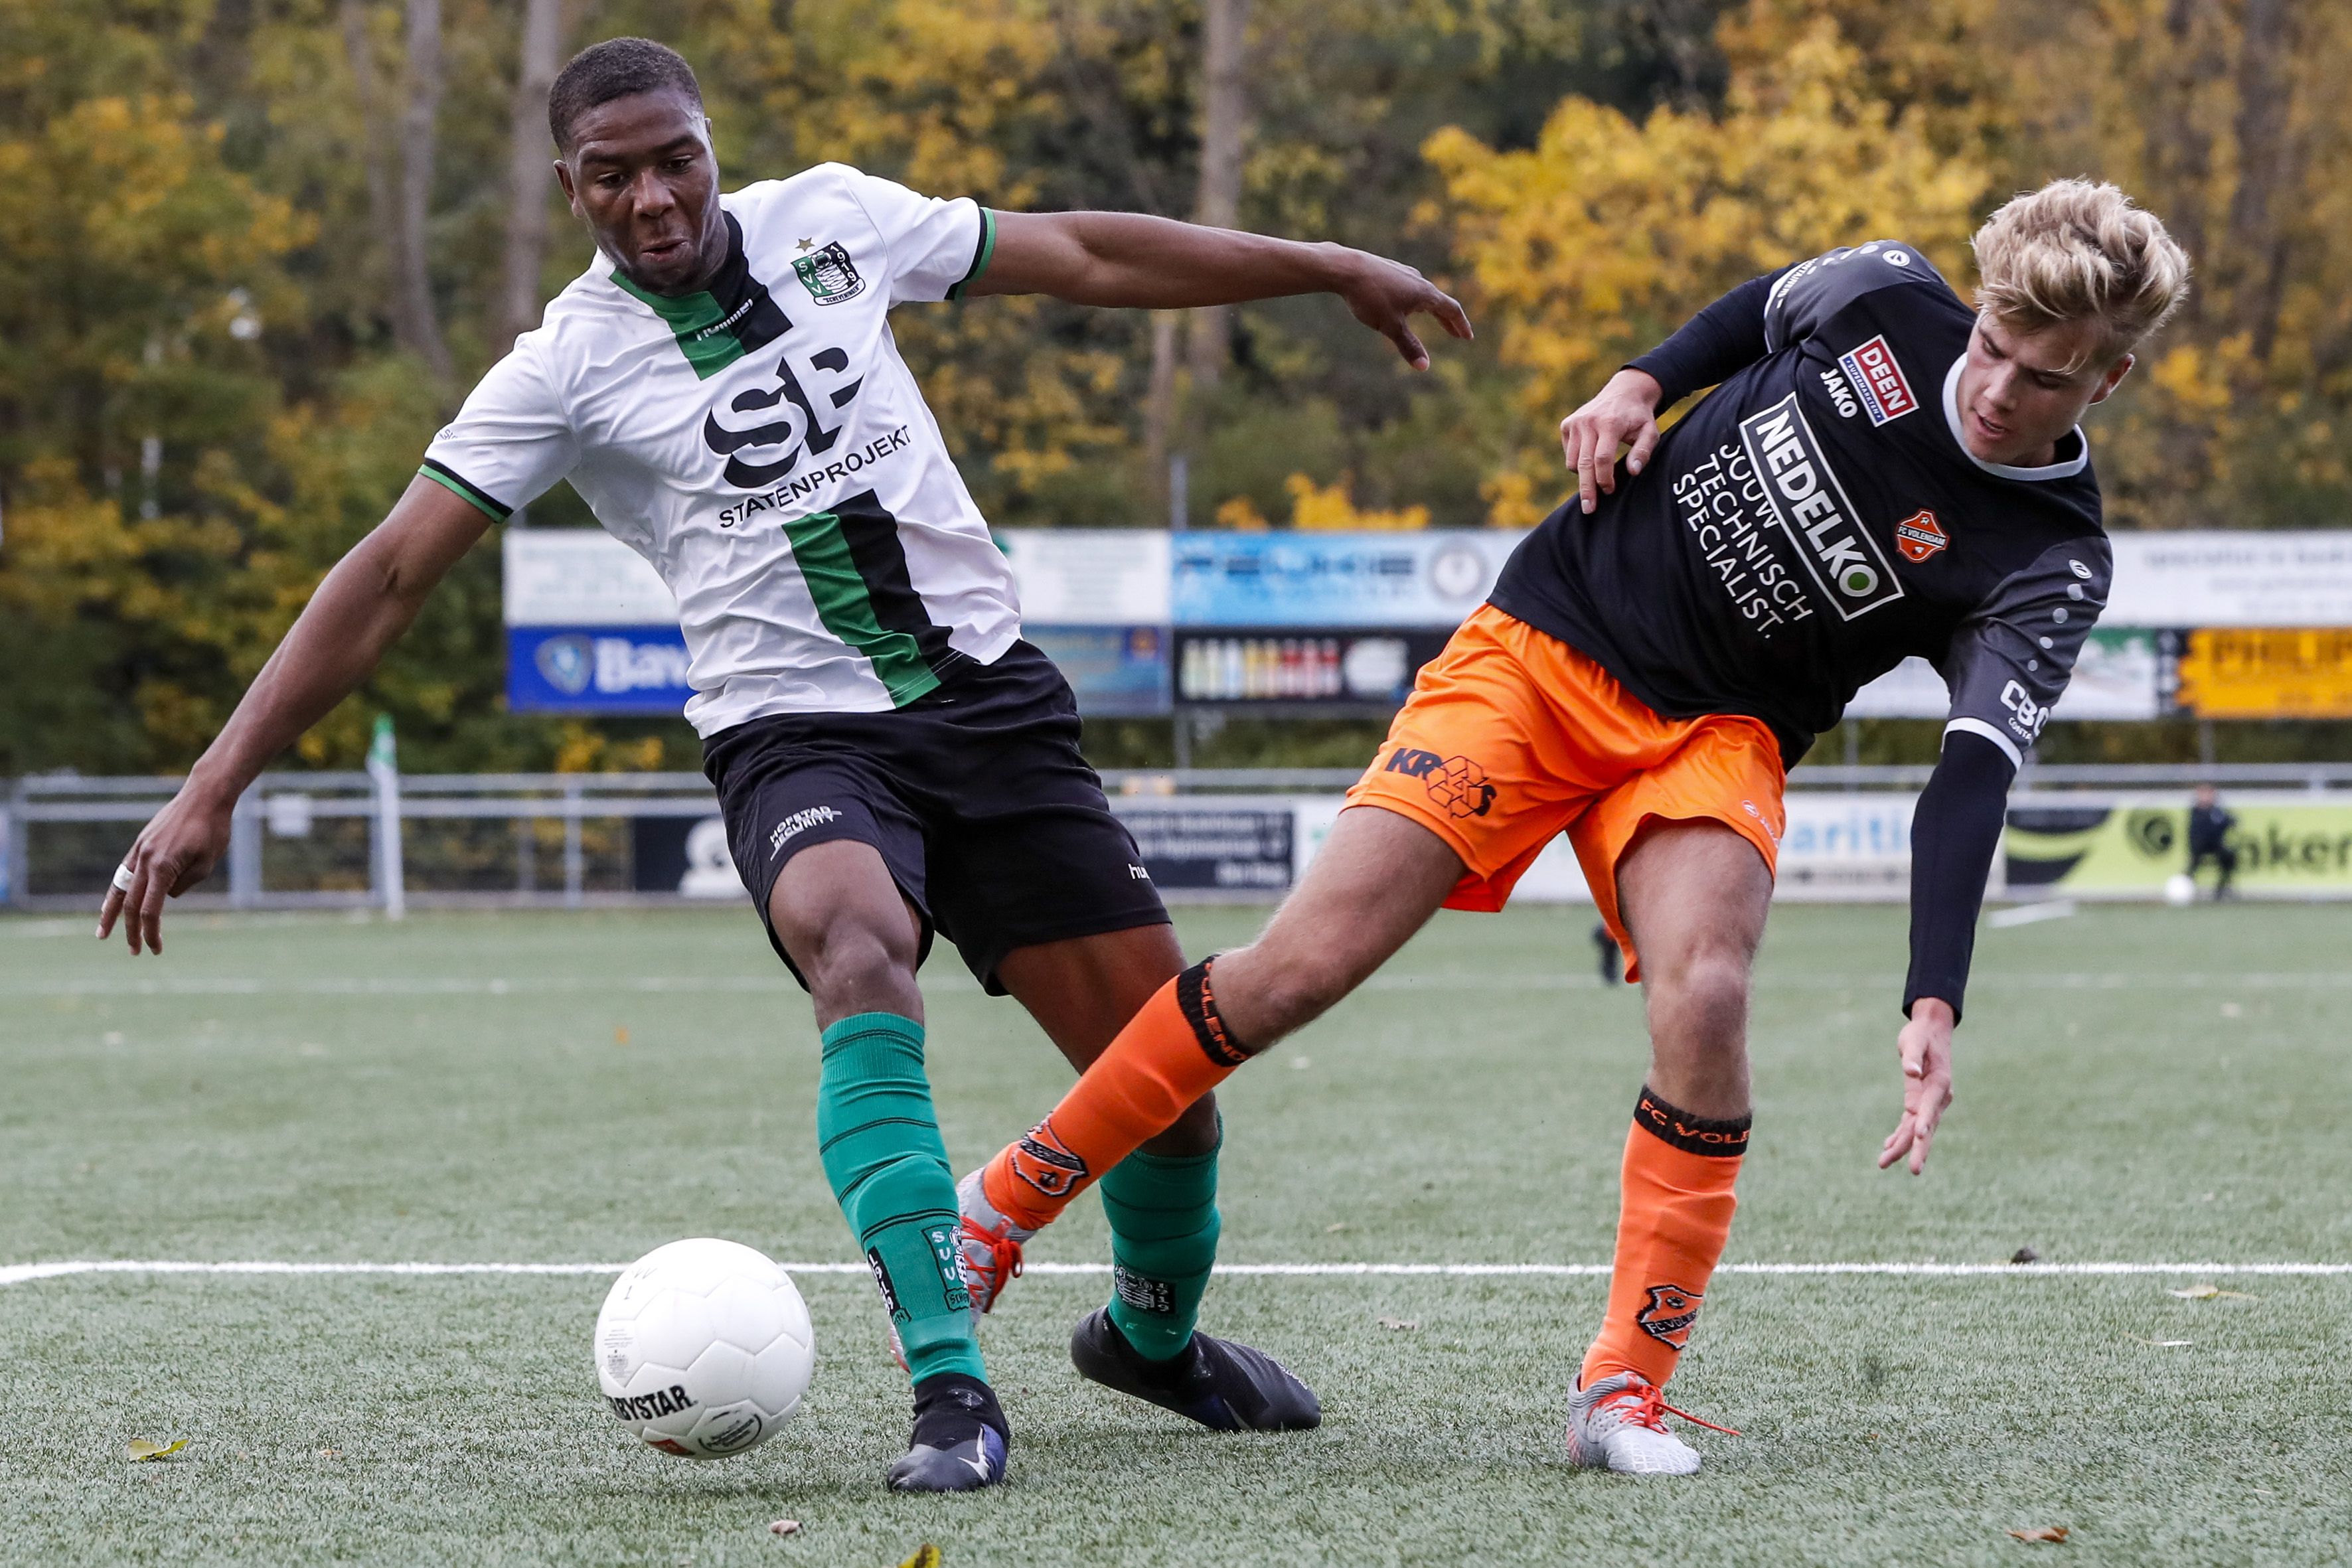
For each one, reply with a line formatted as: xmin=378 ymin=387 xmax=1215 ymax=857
xmin=7 ymin=762 xmax=2351 ymax=913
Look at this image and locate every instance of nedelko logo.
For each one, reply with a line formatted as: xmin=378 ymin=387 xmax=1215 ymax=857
xmin=1838 ymin=334 xmax=1919 ymax=426
xmin=1738 ymin=395 xmax=1905 ymax=621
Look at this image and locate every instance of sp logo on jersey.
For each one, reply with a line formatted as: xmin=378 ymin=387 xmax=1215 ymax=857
xmin=1837 ymin=335 xmax=1919 ymax=426
xmin=1893 ymin=510 xmax=1948 ymax=562
xmin=791 ymin=242 xmax=865 ymax=305
xmin=1636 ymin=1283 xmax=1704 ymax=1348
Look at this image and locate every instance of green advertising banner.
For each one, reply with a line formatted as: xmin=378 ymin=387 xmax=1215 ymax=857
xmin=2005 ymin=794 xmax=2352 ymax=895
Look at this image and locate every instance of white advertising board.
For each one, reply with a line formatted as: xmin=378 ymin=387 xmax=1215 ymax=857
xmin=1846 ymin=629 xmax=2165 ymax=722
xmin=503 ymin=531 xmax=676 ymax=627
xmin=1294 ymin=791 xmax=1923 ymax=905
xmin=996 ymin=529 xmax=1171 ymax=626
xmin=2105 ymin=531 xmax=2352 ymax=628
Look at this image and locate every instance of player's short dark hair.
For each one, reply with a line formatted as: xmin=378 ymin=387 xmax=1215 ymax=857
xmin=548 ymin=38 xmax=704 ymax=155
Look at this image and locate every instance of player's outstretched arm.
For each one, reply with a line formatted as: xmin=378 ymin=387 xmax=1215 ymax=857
xmin=1879 ymin=728 xmax=2013 ymax=1174
xmin=96 ymin=478 xmax=493 ymax=956
xmin=967 ymin=210 xmax=1472 ymax=370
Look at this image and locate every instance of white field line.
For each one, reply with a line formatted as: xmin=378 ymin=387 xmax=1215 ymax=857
xmin=5 ymin=1259 xmax=2350 ymax=1289
xmin=12 ymin=971 xmax=2352 ymax=999
xmin=1985 ymin=899 xmax=2078 ymax=929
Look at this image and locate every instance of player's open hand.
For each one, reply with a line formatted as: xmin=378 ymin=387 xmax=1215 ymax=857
xmin=1879 ymin=997 xmax=1956 ymax=1175
xmin=96 ymin=782 xmax=236 ymax=956
xmin=1333 ymin=249 xmax=1472 ymax=370
xmin=1561 ymin=369 xmax=1665 ymax=514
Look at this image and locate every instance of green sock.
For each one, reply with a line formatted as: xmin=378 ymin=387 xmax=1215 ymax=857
xmin=1099 ymin=1123 xmax=1223 ymax=1362
xmin=815 ymin=1012 xmax=983 ymax=1385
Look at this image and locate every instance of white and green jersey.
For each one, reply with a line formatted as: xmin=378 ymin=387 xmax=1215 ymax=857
xmin=421 ymin=164 xmax=1012 ymax=734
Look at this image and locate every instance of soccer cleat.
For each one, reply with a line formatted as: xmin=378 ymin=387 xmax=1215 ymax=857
xmin=1068 ymin=1306 xmax=1321 ymax=1433
xmin=1564 ymin=1370 xmax=1736 ymax=1476
xmin=955 ymin=1166 xmax=1032 ymax=1317
xmin=884 ymin=1372 xmax=1010 ymax=1492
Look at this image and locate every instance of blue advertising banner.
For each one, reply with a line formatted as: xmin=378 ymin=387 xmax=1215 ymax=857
xmin=1170 ymin=530 xmax=1525 ymax=628
xmin=508 ymin=625 xmax=694 ymax=715
xmin=1024 ymin=625 xmax=1172 ymax=716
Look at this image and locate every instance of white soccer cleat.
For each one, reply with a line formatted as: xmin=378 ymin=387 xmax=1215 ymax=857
xmin=953 ymin=1167 xmax=1032 ymax=1317
xmin=1565 ymin=1370 xmax=1733 ymax=1476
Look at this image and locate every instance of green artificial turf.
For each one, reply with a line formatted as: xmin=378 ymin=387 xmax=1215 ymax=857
xmin=2 ymin=900 xmax=2349 ymax=1565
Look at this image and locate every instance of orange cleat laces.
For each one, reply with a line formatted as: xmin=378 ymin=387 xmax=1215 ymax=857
xmin=1612 ymin=1378 xmax=1741 ymax=1437
xmin=959 ymin=1217 xmax=1024 ymax=1310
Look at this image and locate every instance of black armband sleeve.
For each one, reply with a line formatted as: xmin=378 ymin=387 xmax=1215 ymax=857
xmin=1626 ymin=272 xmax=1781 ymax=409
xmin=1902 ymin=729 xmax=2016 ymax=1023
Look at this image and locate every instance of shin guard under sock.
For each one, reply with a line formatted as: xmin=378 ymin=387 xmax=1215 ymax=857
xmin=981 ymin=961 xmax=1244 ymax=1232
xmin=1100 ymin=1123 xmax=1223 ymax=1362
xmin=1580 ymin=1086 xmax=1747 ymax=1390
xmin=816 ymin=1013 xmax=983 ymax=1385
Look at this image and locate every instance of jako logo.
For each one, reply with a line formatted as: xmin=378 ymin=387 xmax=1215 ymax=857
xmin=1738 ymin=395 xmax=1905 ymax=620
xmin=769 ymin=806 xmax=841 ymax=858
xmin=1837 ymin=334 xmax=1919 ymax=426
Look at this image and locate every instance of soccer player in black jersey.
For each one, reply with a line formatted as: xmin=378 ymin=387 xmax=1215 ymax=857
xmin=957 ymin=179 xmax=2192 ymax=1474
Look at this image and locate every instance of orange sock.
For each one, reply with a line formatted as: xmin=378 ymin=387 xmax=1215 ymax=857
xmin=982 ymin=961 xmax=1247 ymax=1231
xmin=1580 ymin=1086 xmax=1748 ymax=1390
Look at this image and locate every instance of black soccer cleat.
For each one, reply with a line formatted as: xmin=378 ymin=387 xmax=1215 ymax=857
xmin=1069 ymin=1307 xmax=1321 ymax=1433
xmin=884 ymin=1372 xmax=1010 ymax=1492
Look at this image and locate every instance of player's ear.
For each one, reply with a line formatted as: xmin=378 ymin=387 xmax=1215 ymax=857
xmin=554 ymin=157 xmax=581 ymax=214
xmin=2087 ymin=351 xmax=2134 ymax=406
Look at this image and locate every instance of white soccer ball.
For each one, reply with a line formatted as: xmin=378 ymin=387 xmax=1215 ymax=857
xmin=594 ymin=1238 xmax=814 ymax=1460
xmin=2163 ymin=872 xmax=2198 ymax=907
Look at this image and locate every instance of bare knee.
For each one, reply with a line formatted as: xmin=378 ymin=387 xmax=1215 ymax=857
xmin=1644 ymin=942 xmax=1753 ymax=1042
xmin=782 ymin=911 xmax=921 ymax=1025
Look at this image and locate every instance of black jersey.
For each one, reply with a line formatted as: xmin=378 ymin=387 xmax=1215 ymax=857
xmin=1490 ymin=241 xmax=2112 ymax=768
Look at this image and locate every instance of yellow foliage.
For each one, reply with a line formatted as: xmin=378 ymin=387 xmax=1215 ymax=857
xmin=1425 ymin=7 xmax=1990 ymax=522
xmin=1285 ymin=474 xmax=1431 ymax=532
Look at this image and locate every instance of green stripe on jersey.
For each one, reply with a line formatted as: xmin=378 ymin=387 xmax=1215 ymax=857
xmin=609 ymin=270 xmax=745 ymax=380
xmin=779 ymin=510 xmax=943 ymax=706
xmin=947 ymin=208 xmax=997 ymax=301
xmin=417 ymin=461 xmax=510 ymax=521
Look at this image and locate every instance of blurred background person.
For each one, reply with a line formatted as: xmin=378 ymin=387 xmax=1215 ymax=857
xmin=2187 ymin=783 xmax=2238 ymax=899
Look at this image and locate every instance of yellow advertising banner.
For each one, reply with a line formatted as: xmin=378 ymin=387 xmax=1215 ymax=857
xmin=2174 ymin=628 xmax=2352 ymax=718
xmin=2004 ymin=795 xmax=2352 ymax=894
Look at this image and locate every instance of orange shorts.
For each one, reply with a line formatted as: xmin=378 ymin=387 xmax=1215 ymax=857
xmin=1344 ymin=604 xmax=1786 ymax=982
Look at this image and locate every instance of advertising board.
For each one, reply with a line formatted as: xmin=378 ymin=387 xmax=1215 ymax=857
xmin=996 ymin=529 xmax=1170 ymax=625
xmin=2106 ymin=532 xmax=2352 ymax=627
xmin=508 ymin=625 xmax=695 ymax=714
xmin=2005 ymin=793 xmax=2352 ymax=895
xmin=1173 ymin=628 xmax=1455 ymax=706
xmin=2171 ymin=628 xmax=2352 ymax=719
xmin=1023 ymin=626 xmax=1172 ymax=716
xmin=1170 ymin=530 xmax=1524 ymax=628
xmin=1845 ymin=629 xmax=2164 ymax=722
xmin=1111 ymin=799 xmax=1295 ymax=892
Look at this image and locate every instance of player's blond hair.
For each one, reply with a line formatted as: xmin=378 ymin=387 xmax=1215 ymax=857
xmin=1972 ymin=179 xmax=2191 ymax=368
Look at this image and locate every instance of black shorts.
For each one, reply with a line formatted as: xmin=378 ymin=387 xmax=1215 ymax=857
xmin=702 ymin=640 xmax=1170 ymax=995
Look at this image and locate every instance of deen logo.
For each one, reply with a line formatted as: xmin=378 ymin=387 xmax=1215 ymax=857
xmin=1737 ymin=394 xmax=1904 ymax=620
xmin=1836 ymin=334 xmax=1919 ymax=426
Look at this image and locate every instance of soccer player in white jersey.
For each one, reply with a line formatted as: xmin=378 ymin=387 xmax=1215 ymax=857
xmin=96 ymin=37 xmax=1470 ymax=1491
